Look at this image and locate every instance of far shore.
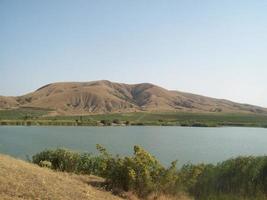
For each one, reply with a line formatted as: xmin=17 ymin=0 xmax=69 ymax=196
xmin=0 ymin=119 xmax=266 ymax=128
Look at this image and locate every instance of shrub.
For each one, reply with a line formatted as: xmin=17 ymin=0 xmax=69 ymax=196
xmin=32 ymin=148 xmax=80 ymax=172
xmin=0 ymin=121 xmax=7 ymax=125
xmin=109 ymin=146 xmax=164 ymax=196
xmin=92 ymin=145 xmax=181 ymax=197
xmin=177 ymin=163 xmax=206 ymax=194
xmin=134 ymin=122 xmax=144 ymax=126
xmin=112 ymin=119 xmax=120 ymax=124
xmin=76 ymin=153 xmax=93 ymax=174
xmin=100 ymin=119 xmax=111 ymax=126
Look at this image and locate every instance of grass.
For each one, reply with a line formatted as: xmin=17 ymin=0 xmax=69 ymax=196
xmin=35 ymin=111 xmax=267 ymax=127
xmin=1 ymin=108 xmax=267 ymax=128
xmin=0 ymin=107 xmax=49 ymax=120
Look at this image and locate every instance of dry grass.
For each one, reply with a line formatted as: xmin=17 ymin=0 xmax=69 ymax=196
xmin=147 ymin=193 xmax=193 ymax=200
xmin=122 ymin=192 xmax=193 ymax=200
xmin=0 ymin=154 xmax=122 ymax=200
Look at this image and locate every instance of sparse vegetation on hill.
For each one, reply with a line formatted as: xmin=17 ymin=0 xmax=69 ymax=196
xmin=1 ymin=80 xmax=267 ymax=115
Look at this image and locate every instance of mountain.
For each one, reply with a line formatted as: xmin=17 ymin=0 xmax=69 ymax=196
xmin=0 ymin=96 xmax=20 ymax=109
xmin=1 ymin=80 xmax=266 ymax=115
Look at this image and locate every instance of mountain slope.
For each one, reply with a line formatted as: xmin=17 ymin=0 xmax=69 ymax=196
xmin=1 ymin=80 xmax=266 ymax=115
xmin=0 ymin=96 xmax=20 ymax=109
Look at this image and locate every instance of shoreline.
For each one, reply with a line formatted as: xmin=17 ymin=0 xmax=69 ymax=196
xmin=0 ymin=120 xmax=266 ymax=128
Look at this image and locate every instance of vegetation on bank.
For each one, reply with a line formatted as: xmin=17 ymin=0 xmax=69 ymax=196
xmin=33 ymin=146 xmax=267 ymax=200
xmin=1 ymin=108 xmax=267 ymax=128
xmin=0 ymin=107 xmax=49 ymax=120
xmin=0 ymin=154 xmax=123 ymax=200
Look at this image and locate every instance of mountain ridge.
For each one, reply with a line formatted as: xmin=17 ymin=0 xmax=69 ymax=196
xmin=0 ymin=80 xmax=266 ymax=115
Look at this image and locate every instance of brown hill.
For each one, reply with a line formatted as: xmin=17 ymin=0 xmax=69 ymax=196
xmin=1 ymin=80 xmax=266 ymax=115
xmin=0 ymin=96 xmax=20 ymax=109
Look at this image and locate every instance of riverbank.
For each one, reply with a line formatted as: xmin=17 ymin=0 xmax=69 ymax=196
xmin=1 ymin=111 xmax=267 ymax=128
xmin=32 ymin=146 xmax=267 ymax=200
xmin=0 ymin=119 xmax=266 ymax=128
xmin=0 ymin=153 xmax=191 ymax=200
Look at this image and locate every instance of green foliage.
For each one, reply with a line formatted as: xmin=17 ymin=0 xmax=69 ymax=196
xmin=112 ymin=119 xmax=120 ymax=124
xmin=102 ymin=145 xmax=167 ymax=197
xmin=32 ymin=145 xmax=181 ymax=198
xmin=32 ymin=146 xmax=267 ymax=199
xmin=32 ymin=148 xmax=80 ymax=172
xmin=177 ymin=163 xmax=206 ymax=193
xmin=100 ymin=119 xmax=112 ymax=126
xmin=0 ymin=108 xmax=49 ymax=120
xmin=2 ymin=110 xmax=267 ymax=127
xmin=189 ymin=156 xmax=267 ymax=199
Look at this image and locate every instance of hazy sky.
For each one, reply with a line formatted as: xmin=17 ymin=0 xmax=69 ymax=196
xmin=1 ymin=0 xmax=267 ymax=107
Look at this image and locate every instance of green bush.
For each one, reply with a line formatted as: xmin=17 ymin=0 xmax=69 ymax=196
xmin=177 ymin=163 xmax=206 ymax=193
xmin=112 ymin=119 xmax=120 ymax=124
xmin=32 ymin=148 xmax=80 ymax=172
xmin=106 ymin=145 xmax=165 ymax=196
xmin=100 ymin=119 xmax=111 ymax=126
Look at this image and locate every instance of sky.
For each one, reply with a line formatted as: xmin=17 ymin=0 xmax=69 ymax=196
xmin=1 ymin=0 xmax=267 ymax=107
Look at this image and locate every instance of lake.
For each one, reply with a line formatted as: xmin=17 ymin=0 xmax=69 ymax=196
xmin=0 ymin=126 xmax=267 ymax=167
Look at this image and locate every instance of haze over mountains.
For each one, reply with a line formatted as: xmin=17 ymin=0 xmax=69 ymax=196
xmin=0 ymin=80 xmax=266 ymax=115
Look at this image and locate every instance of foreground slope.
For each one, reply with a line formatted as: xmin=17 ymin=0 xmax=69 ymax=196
xmin=1 ymin=80 xmax=267 ymax=115
xmin=0 ymin=154 xmax=122 ymax=200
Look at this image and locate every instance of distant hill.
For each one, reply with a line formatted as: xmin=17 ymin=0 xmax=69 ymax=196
xmin=0 ymin=80 xmax=266 ymax=115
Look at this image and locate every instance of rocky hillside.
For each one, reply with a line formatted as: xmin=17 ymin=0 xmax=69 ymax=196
xmin=1 ymin=80 xmax=266 ymax=115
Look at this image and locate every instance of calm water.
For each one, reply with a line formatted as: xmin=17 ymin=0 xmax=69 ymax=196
xmin=0 ymin=126 xmax=267 ymax=167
